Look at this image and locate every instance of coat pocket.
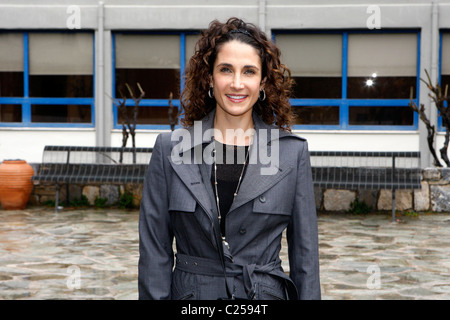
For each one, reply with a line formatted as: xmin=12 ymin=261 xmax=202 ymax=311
xmin=171 ymin=269 xmax=197 ymax=300
xmin=251 ymin=172 xmax=294 ymax=216
xmin=257 ymin=282 xmax=287 ymax=300
xmin=168 ymin=186 xmax=197 ymax=213
xmin=174 ymin=290 xmax=196 ymax=300
xmin=252 ymin=191 xmax=292 ymax=216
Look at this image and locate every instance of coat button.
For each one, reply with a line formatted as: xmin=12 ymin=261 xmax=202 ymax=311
xmin=259 ymin=195 xmax=266 ymax=203
xmin=239 ymin=228 xmax=246 ymax=235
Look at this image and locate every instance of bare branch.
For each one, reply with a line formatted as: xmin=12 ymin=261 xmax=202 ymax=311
xmin=408 ymin=86 xmax=443 ymax=167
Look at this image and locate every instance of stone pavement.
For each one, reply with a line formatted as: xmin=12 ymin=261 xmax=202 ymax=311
xmin=0 ymin=207 xmax=449 ymax=300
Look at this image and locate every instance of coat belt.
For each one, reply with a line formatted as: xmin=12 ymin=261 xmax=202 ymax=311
xmin=175 ymin=253 xmax=298 ymax=299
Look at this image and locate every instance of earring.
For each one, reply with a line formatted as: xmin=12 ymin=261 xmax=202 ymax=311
xmin=259 ymin=89 xmax=266 ymax=101
xmin=208 ymin=86 xmax=214 ymax=99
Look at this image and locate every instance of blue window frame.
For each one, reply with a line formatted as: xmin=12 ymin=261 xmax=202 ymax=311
xmin=273 ymin=30 xmax=420 ymax=131
xmin=0 ymin=31 xmax=95 ymax=128
xmin=112 ymin=31 xmax=199 ymax=130
xmin=439 ymin=30 xmax=450 ymax=132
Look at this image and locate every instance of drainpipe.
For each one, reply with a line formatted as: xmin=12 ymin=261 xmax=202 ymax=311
xmin=259 ymin=0 xmax=267 ymax=36
xmin=96 ymin=1 xmax=105 ymax=147
xmin=429 ymin=1 xmax=439 ymax=167
xmin=431 ymin=1 xmax=439 ymax=84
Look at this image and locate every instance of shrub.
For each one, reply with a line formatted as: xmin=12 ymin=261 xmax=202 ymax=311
xmin=69 ymin=195 xmax=90 ymax=207
xmin=94 ymin=196 xmax=108 ymax=208
xmin=348 ymin=198 xmax=372 ymax=215
xmin=119 ymin=191 xmax=134 ymax=209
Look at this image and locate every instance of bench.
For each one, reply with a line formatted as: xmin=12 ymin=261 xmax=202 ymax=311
xmin=309 ymin=151 xmax=422 ymax=221
xmin=32 ymin=146 xmax=422 ymax=219
xmin=31 ymin=145 xmax=153 ymax=212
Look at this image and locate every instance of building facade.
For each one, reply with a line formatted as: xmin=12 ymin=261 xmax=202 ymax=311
xmin=0 ymin=0 xmax=449 ymax=167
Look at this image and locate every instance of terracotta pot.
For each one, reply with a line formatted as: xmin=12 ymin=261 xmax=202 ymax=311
xmin=0 ymin=160 xmax=34 ymax=210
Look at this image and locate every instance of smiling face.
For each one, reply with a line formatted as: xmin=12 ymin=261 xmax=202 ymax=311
xmin=211 ymin=40 xmax=263 ymax=121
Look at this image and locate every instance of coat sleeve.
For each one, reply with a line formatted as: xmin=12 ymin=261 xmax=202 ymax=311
xmin=138 ymin=133 xmax=174 ymax=300
xmin=287 ymin=140 xmax=321 ymax=300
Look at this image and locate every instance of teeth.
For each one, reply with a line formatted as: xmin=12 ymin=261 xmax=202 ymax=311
xmin=227 ymin=95 xmax=246 ymax=99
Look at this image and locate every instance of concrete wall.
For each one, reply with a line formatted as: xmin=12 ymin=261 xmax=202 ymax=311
xmin=316 ymin=168 xmax=450 ymax=213
xmin=28 ymin=168 xmax=450 ymax=213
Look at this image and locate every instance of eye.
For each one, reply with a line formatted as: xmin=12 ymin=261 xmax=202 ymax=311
xmin=219 ymin=67 xmax=232 ymax=73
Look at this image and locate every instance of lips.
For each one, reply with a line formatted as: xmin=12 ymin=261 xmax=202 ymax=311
xmin=225 ymin=94 xmax=248 ymax=103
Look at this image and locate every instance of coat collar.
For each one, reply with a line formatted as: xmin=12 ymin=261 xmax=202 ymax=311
xmin=178 ymin=108 xmax=294 ymax=153
xmin=167 ymin=108 xmax=302 ymax=237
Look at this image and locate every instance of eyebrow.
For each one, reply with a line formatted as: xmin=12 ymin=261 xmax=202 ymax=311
xmin=216 ymin=62 xmax=260 ymax=70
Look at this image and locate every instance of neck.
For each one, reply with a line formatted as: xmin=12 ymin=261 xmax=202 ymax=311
xmin=213 ymin=108 xmax=255 ymax=146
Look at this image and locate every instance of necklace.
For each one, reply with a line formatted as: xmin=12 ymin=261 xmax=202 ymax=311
xmin=212 ymin=136 xmax=253 ymax=238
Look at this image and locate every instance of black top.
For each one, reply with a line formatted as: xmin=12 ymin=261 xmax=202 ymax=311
xmin=211 ymin=141 xmax=249 ymax=236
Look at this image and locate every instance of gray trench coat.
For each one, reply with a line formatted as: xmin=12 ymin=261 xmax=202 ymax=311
xmin=138 ymin=109 xmax=320 ymax=300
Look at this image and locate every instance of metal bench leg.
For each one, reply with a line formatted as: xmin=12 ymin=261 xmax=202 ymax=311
xmin=55 ymin=184 xmax=60 ymax=213
xmin=391 ymin=154 xmax=396 ymax=222
xmin=392 ymin=188 xmax=396 ymax=222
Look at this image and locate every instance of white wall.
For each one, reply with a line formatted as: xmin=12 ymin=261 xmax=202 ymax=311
xmin=298 ymin=131 xmax=419 ymax=152
xmin=110 ymin=130 xmax=162 ymax=149
xmin=110 ymin=130 xmax=420 ymax=153
xmin=0 ymin=129 xmax=95 ymax=163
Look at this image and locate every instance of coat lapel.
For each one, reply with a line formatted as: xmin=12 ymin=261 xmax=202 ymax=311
xmin=167 ymin=110 xmax=218 ymax=246
xmin=168 ymin=155 xmax=217 ymax=240
xmin=228 ymin=162 xmax=292 ymax=214
xmin=227 ymin=113 xmax=295 ymax=213
xmin=168 ymin=155 xmax=214 ymax=216
xmin=167 ymin=108 xmax=302 ymax=234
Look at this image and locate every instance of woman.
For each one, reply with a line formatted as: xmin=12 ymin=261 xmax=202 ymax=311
xmin=138 ymin=17 xmax=320 ymax=300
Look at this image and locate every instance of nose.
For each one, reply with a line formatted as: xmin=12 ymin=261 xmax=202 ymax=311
xmin=231 ymin=74 xmax=244 ymax=90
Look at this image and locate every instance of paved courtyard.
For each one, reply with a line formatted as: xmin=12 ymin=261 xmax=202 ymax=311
xmin=0 ymin=207 xmax=449 ymax=300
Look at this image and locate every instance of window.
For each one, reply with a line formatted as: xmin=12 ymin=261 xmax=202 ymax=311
xmin=0 ymin=32 xmax=94 ymax=127
xmin=441 ymin=33 xmax=450 ymax=90
xmin=113 ymin=32 xmax=200 ymax=128
xmin=0 ymin=33 xmax=23 ymax=97
xmin=347 ymin=33 xmax=417 ymax=99
xmin=277 ymin=33 xmax=342 ymax=126
xmin=276 ymin=34 xmax=342 ymax=100
xmin=275 ymin=31 xmax=419 ymax=130
xmin=439 ymin=31 xmax=450 ymax=132
xmin=0 ymin=33 xmax=23 ymax=123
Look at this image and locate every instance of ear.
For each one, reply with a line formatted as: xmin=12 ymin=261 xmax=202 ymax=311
xmin=209 ymin=74 xmax=214 ymax=87
xmin=260 ymin=77 xmax=267 ymax=90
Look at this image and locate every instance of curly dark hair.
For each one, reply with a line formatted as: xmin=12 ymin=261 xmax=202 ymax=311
xmin=180 ymin=17 xmax=295 ymax=131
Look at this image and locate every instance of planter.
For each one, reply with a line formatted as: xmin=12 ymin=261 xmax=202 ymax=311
xmin=0 ymin=160 xmax=34 ymax=210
